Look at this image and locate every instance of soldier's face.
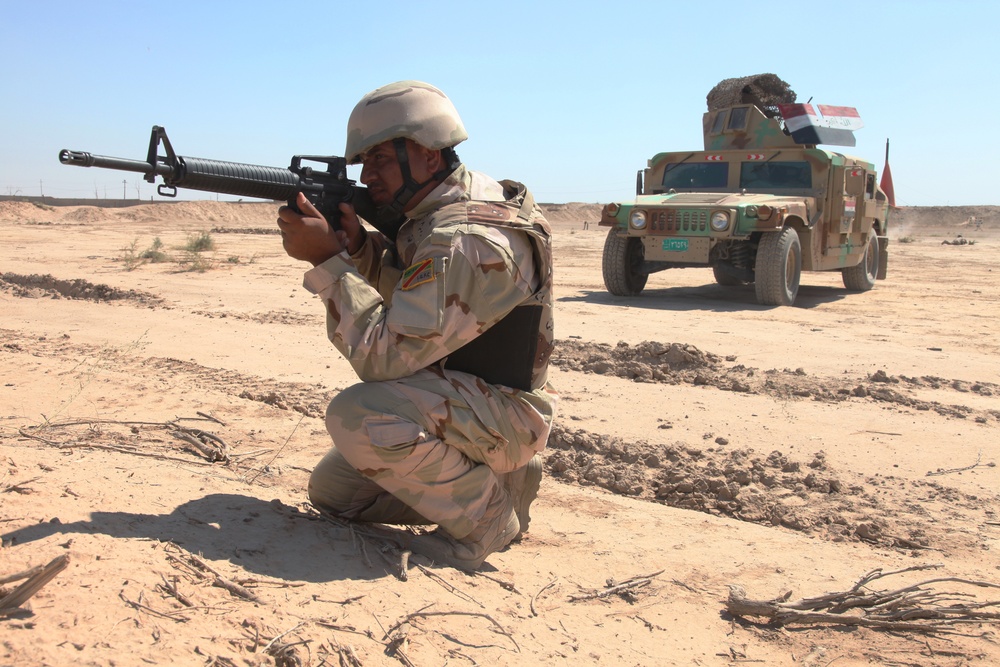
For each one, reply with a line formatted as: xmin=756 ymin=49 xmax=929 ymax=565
xmin=359 ymin=140 xmax=440 ymax=208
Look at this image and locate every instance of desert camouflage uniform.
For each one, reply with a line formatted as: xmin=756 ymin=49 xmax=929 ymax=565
xmin=303 ymin=164 xmax=557 ymax=539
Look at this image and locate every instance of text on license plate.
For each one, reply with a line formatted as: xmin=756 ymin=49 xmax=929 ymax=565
xmin=662 ymin=239 xmax=689 ymax=252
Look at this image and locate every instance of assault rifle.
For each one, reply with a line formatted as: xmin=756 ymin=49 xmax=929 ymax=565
xmin=59 ymin=125 xmax=404 ymax=238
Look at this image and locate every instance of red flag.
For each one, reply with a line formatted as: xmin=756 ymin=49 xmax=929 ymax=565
xmin=880 ymin=160 xmax=895 ymax=208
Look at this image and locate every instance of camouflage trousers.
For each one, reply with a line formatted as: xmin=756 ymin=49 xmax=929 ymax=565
xmin=309 ymin=368 xmax=555 ymax=539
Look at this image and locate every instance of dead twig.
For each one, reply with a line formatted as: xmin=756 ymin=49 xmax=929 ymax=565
xmin=261 ymin=620 xmax=307 ymax=654
xmin=531 ymin=577 xmax=559 ymax=616
xmin=157 ymin=574 xmax=194 ymax=608
xmin=2 ymin=476 xmax=40 ymax=494
xmin=247 ymin=413 xmax=304 ymax=483
xmin=19 ymin=417 xmax=231 ymax=467
xmin=182 ymin=552 xmax=263 ymax=604
xmin=170 ymin=427 xmax=230 ymax=463
xmin=927 ymin=451 xmax=993 ymax=477
xmin=19 ymin=426 xmax=215 ymax=466
xmin=195 ymin=411 xmax=227 ymax=426
xmin=0 ymin=554 xmax=70 ymax=614
xmin=473 ymin=570 xmax=520 ymax=594
xmin=118 ymin=589 xmax=189 ymax=623
xmin=414 ymin=563 xmax=484 ymax=608
xmin=385 ymin=609 xmax=520 ymax=653
xmin=324 ymin=637 xmax=363 ymax=667
xmin=568 ymin=569 xmax=665 ymax=603
xmin=726 ymin=565 xmax=1000 ymax=632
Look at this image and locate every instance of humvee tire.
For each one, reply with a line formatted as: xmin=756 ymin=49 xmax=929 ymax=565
xmin=755 ymin=227 xmax=801 ymax=306
xmin=842 ymin=227 xmax=879 ymax=292
xmin=602 ymin=228 xmax=648 ymax=296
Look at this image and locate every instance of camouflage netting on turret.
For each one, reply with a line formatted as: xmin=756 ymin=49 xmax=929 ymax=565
xmin=706 ymin=74 xmax=796 ymax=118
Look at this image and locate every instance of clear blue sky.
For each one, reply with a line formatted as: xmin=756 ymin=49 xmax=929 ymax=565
xmin=1 ymin=0 xmax=993 ymax=206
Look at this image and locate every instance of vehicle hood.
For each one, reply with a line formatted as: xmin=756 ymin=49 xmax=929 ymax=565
xmin=635 ymin=192 xmax=813 ymax=207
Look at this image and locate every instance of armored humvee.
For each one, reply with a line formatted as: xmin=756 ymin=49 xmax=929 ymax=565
xmin=600 ymin=76 xmax=891 ymax=306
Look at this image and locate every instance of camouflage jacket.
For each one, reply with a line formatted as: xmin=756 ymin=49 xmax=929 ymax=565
xmin=303 ymin=165 xmax=555 ymax=393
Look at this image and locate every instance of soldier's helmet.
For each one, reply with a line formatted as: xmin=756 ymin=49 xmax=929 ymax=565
xmin=345 ymin=80 xmax=468 ymax=164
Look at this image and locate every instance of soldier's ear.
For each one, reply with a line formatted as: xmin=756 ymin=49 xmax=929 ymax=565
xmin=421 ymin=146 xmax=444 ymax=172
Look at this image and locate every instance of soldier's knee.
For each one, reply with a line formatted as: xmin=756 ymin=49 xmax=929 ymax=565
xmin=325 ymin=381 xmax=411 ymax=456
xmin=325 ymin=383 xmax=370 ymax=440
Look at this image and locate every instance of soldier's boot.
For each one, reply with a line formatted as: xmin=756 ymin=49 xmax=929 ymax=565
xmin=409 ymin=486 xmax=520 ymax=571
xmin=499 ymin=453 xmax=543 ymax=539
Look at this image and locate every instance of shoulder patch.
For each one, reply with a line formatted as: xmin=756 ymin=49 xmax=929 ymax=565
xmin=401 ymin=258 xmax=437 ymax=290
xmin=466 ymin=202 xmax=516 ymax=224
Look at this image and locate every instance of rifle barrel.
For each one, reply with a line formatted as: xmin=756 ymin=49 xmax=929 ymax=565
xmin=58 ymin=150 xmax=174 ymax=178
xmin=58 ymin=149 xmax=305 ymax=201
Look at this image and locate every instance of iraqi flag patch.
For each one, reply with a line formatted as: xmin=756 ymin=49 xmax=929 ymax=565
xmin=401 ymin=258 xmax=437 ymax=290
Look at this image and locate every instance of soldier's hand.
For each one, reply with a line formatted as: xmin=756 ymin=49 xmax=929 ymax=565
xmin=337 ymin=200 xmax=367 ymax=255
xmin=277 ymin=193 xmax=348 ymax=266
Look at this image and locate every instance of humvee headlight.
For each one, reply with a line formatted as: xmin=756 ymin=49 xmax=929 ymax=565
xmin=710 ymin=211 xmax=730 ymax=232
xmin=604 ymin=203 xmax=621 ymax=217
xmin=745 ymin=205 xmax=759 ymax=218
xmin=630 ymin=210 xmax=648 ymax=230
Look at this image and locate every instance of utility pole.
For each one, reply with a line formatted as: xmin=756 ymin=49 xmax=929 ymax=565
xmin=123 ymin=179 xmax=127 ymax=200
xmin=39 ymin=180 xmax=44 ymax=197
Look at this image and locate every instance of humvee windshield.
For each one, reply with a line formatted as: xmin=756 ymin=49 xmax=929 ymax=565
xmin=739 ymin=161 xmax=811 ymax=189
xmin=661 ymin=162 xmax=728 ymax=190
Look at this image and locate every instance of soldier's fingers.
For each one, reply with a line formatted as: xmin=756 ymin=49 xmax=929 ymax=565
xmin=296 ymin=192 xmax=325 ymax=221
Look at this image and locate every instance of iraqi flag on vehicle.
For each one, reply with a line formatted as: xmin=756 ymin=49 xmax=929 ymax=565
xmin=777 ymin=104 xmax=863 ymax=147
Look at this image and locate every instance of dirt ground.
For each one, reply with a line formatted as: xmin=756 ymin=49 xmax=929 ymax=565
xmin=1 ymin=199 xmax=998 ymax=667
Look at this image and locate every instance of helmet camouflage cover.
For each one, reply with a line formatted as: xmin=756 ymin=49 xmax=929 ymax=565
xmin=345 ymin=80 xmax=468 ymax=164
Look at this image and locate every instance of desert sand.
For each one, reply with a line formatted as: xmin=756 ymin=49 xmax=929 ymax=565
xmin=1 ymin=199 xmax=999 ymax=666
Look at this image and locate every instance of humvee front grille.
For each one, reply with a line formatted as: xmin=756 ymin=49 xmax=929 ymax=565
xmin=650 ymin=209 xmax=708 ymax=233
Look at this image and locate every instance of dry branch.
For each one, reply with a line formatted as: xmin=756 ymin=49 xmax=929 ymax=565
xmin=725 ymin=565 xmax=1000 ymax=633
xmin=174 ymin=551 xmax=264 ymax=604
xmin=414 ymin=563 xmax=484 ymax=607
xmin=926 ymin=451 xmax=993 ymax=477
xmin=18 ymin=417 xmax=233 ymax=467
xmin=170 ymin=427 xmax=230 ymax=463
xmin=569 ymin=569 xmax=665 ymax=603
xmin=531 ymin=577 xmax=559 ymax=616
xmin=385 ymin=609 xmax=520 ymax=653
xmin=158 ymin=575 xmax=194 ymax=607
xmin=118 ymin=589 xmax=189 ymax=623
xmin=0 ymin=554 xmax=70 ymax=614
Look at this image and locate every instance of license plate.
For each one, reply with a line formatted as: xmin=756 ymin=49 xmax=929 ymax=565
xmin=662 ymin=239 xmax=689 ymax=252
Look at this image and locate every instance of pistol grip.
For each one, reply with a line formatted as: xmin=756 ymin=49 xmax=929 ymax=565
xmin=288 ymin=197 xmax=343 ymax=232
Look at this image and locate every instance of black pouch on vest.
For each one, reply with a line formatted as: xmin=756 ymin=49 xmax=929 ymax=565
xmin=442 ymin=305 xmax=541 ymax=391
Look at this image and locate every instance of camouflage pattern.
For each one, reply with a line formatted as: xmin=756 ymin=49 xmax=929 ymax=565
xmin=303 ymin=164 xmax=557 ymax=538
xmin=345 ymin=80 xmax=468 ymax=163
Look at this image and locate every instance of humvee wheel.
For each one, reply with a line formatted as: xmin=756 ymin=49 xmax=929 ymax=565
xmin=713 ymin=264 xmax=746 ymax=286
xmin=754 ymin=227 xmax=801 ymax=306
xmin=602 ymin=228 xmax=648 ymax=296
xmin=842 ymin=227 xmax=879 ymax=291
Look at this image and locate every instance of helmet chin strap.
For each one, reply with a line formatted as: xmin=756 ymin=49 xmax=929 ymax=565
xmin=381 ymin=138 xmax=457 ymax=218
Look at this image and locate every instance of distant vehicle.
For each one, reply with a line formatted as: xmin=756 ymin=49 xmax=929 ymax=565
xmin=600 ymin=88 xmax=892 ymax=306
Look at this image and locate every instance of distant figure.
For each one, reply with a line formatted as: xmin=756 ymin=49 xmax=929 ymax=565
xmin=583 ymin=220 xmax=590 ymax=230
